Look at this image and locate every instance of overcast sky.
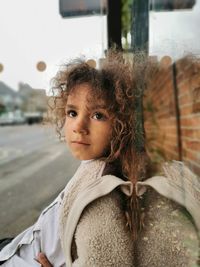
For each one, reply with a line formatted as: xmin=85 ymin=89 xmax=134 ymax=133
xmin=0 ymin=0 xmax=107 ymax=91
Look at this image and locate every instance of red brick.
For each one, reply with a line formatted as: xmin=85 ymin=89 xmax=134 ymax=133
xmin=181 ymin=128 xmax=200 ymax=139
xmin=192 ymin=87 xmax=200 ymax=113
xmin=145 ymin=58 xmax=200 ymax=169
xmin=178 ymin=79 xmax=191 ymax=96
xmin=180 ymin=104 xmax=193 ymax=116
xmin=180 ymin=116 xmax=200 ymax=127
xmin=182 ymin=140 xmax=200 ymax=151
xmin=190 ymin=76 xmax=200 ymax=89
xmin=178 ymin=93 xmax=193 ymax=106
xmin=182 ymin=149 xmax=200 ymax=162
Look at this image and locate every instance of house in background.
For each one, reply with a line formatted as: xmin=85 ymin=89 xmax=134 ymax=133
xmin=0 ymin=82 xmax=47 ymax=125
xmin=0 ymin=82 xmax=23 ymax=113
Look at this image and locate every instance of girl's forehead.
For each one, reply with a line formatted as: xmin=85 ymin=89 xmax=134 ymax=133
xmin=67 ymin=84 xmax=106 ymax=108
xmin=68 ymin=83 xmax=92 ymax=96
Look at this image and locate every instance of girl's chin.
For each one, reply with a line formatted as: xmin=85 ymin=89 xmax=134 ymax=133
xmin=72 ymin=154 xmax=94 ymax=161
xmin=72 ymin=153 xmax=102 ymax=161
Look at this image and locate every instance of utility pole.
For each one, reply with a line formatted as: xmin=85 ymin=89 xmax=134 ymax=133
xmin=107 ymin=0 xmax=122 ymax=49
xmin=131 ymin=0 xmax=149 ymax=154
xmin=131 ymin=0 xmax=149 ymax=53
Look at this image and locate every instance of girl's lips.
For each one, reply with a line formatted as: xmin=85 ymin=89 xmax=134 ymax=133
xmin=71 ymin=141 xmax=90 ymax=146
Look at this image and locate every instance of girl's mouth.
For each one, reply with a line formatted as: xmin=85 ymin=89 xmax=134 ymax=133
xmin=71 ymin=141 xmax=90 ymax=146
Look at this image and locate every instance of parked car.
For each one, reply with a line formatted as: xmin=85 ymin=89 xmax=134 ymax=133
xmin=24 ymin=112 xmax=43 ymax=124
xmin=0 ymin=111 xmax=26 ymax=125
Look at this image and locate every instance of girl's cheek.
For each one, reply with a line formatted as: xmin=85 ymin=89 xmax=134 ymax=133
xmin=64 ymin=124 xmax=70 ymax=141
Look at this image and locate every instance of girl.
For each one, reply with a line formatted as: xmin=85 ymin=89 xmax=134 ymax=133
xmin=37 ymin=50 xmax=148 ymax=267
xmin=1 ymin=50 xmax=198 ymax=266
xmin=38 ymin=51 xmax=199 ymax=267
xmin=0 ymin=50 xmax=147 ymax=267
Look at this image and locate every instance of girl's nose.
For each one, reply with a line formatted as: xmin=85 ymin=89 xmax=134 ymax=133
xmin=73 ymin=117 xmax=89 ymax=135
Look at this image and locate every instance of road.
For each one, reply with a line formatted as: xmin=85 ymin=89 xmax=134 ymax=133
xmin=0 ymin=124 xmax=80 ymax=238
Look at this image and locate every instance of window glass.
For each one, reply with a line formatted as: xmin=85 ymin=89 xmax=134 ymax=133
xmin=149 ymin=0 xmax=200 ymax=59
xmin=0 ymin=0 xmax=107 ymax=238
xmin=0 ymin=0 xmax=107 ymax=93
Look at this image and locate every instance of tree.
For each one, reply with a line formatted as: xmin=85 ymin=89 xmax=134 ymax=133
xmin=121 ymin=0 xmax=132 ymax=49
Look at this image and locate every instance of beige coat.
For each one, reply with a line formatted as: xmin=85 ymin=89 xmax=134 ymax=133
xmin=136 ymin=161 xmax=200 ymax=267
xmin=59 ymin=160 xmax=199 ymax=267
xmin=59 ymin=160 xmax=135 ymax=267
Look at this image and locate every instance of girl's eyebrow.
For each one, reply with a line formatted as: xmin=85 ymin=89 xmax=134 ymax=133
xmin=66 ymin=104 xmax=77 ymax=109
xmin=89 ymin=104 xmax=107 ymax=110
xmin=66 ymin=103 xmax=108 ymax=112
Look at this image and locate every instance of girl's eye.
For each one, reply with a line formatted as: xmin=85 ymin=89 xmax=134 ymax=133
xmin=92 ymin=112 xmax=107 ymax=121
xmin=66 ymin=110 xmax=77 ymax=118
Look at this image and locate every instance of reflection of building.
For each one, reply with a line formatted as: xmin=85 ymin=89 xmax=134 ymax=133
xmin=18 ymin=83 xmax=47 ymax=113
xmin=0 ymin=102 xmax=4 ymax=113
xmin=0 ymin=81 xmax=47 ymax=114
xmin=0 ymin=81 xmax=23 ymax=112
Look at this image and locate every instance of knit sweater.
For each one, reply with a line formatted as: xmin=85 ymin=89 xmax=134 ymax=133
xmin=136 ymin=189 xmax=199 ymax=267
xmin=59 ymin=159 xmax=135 ymax=267
xmin=136 ymin=161 xmax=200 ymax=267
xmin=59 ymin=160 xmax=199 ymax=267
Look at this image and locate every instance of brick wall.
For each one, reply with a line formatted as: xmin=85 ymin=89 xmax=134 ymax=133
xmin=144 ymin=56 xmax=200 ymax=175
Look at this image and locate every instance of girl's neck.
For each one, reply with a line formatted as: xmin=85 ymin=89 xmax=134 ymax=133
xmin=81 ymin=158 xmax=124 ymax=180
xmin=81 ymin=159 xmax=95 ymax=164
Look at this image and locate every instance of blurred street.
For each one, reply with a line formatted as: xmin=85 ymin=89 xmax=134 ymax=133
xmin=0 ymin=124 xmax=80 ymax=238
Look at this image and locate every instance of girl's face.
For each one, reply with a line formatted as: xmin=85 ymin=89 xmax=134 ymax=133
xmin=64 ymin=84 xmax=112 ymax=160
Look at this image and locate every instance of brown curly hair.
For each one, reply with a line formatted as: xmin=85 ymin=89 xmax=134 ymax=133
xmin=49 ymin=49 xmax=153 ymax=240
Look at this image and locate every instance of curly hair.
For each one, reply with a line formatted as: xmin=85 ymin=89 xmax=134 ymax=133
xmin=49 ymin=49 xmax=153 ymax=240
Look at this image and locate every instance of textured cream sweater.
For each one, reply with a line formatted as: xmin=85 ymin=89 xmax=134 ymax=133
xmin=59 ymin=160 xmax=199 ymax=267
xmin=59 ymin=159 xmax=135 ymax=267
